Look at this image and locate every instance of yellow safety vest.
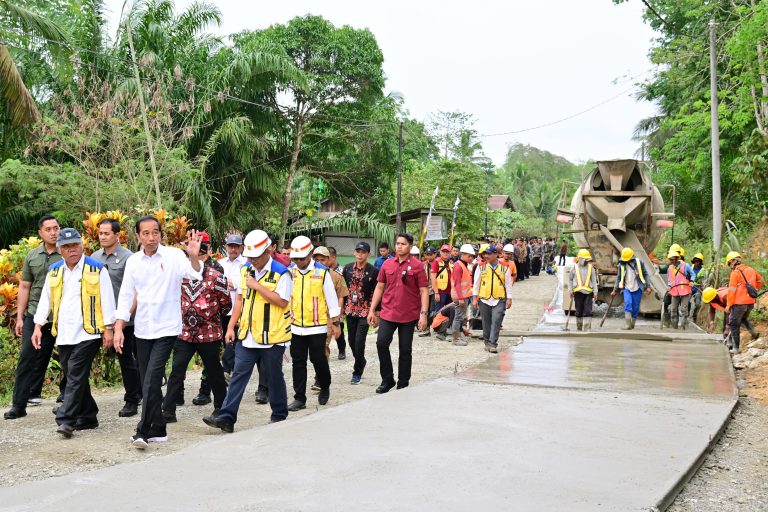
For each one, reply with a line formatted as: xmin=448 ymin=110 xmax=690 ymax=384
xmin=619 ymin=258 xmax=646 ymax=288
xmin=434 ymin=260 xmax=453 ymax=291
xmin=238 ymin=262 xmax=292 ymax=345
xmin=478 ymin=264 xmax=508 ymax=300
xmin=291 ymin=265 xmax=329 ymax=327
xmin=573 ymin=265 xmax=594 ymax=293
xmin=48 ymin=257 xmax=105 ymax=337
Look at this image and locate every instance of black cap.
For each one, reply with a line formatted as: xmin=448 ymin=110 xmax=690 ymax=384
xmin=355 ymin=241 xmax=371 ymax=252
xmin=424 ymin=246 xmax=437 ymax=255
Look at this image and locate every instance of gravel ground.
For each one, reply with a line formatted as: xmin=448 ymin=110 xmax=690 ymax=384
xmin=0 ymin=273 xmax=558 ymax=488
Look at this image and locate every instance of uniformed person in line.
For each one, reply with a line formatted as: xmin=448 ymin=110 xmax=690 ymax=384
xmin=568 ymin=249 xmax=599 ymax=331
xmin=32 ymin=228 xmax=115 ymax=438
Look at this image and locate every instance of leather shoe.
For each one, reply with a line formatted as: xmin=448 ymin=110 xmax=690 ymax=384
xmin=162 ymin=410 xmax=177 ymax=423
xmin=287 ymin=400 xmax=306 ymax=412
xmin=375 ymin=381 xmax=395 ymax=394
xmin=57 ymin=424 xmax=74 ymax=438
xmin=118 ymin=402 xmax=138 ymax=417
xmin=4 ymin=407 xmax=26 ymax=420
xmin=202 ymin=414 xmax=233 ymax=433
xmin=192 ymin=393 xmax=211 ymax=406
xmin=396 ymin=382 xmax=409 ymax=390
xmin=269 ymin=417 xmax=286 ymax=424
xmin=55 ymin=393 xmax=64 ymax=404
xmin=318 ymin=389 xmax=330 ymax=405
xmin=74 ymin=420 xmax=99 ymax=431
xmin=254 ymin=389 xmax=268 ymax=404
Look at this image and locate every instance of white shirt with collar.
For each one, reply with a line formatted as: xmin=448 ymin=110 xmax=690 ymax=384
xmin=116 ymin=244 xmax=202 ymax=339
xmin=218 ymin=253 xmax=247 ymax=316
xmin=34 ymin=255 xmax=116 ymax=346
xmin=291 ymin=260 xmax=340 ymax=336
xmin=472 ymin=262 xmax=514 ymax=307
xmin=236 ymin=257 xmax=293 ymax=349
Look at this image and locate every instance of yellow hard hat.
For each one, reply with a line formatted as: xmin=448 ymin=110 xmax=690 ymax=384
xmin=670 ymin=243 xmax=686 ymax=257
xmin=667 ymin=250 xmax=681 ymax=260
xmin=479 ymin=244 xmax=490 ymax=254
xmin=577 ymin=248 xmax=591 ymax=260
xmin=620 ymin=248 xmax=634 ymax=261
xmin=692 ymin=253 xmax=704 ymax=262
xmin=702 ymin=287 xmax=718 ymax=304
xmin=725 ymin=251 xmax=742 ymax=264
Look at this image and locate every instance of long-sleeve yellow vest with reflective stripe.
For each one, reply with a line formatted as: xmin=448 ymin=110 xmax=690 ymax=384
xmin=48 ymin=257 xmax=105 ymax=337
xmin=237 ymin=262 xmax=292 ymax=344
xmin=618 ymin=258 xmax=646 ymax=288
xmin=291 ymin=265 xmax=329 ymax=327
xmin=478 ymin=264 xmax=508 ymax=300
xmin=573 ymin=265 xmax=594 ymax=293
xmin=434 ymin=260 xmax=453 ymax=291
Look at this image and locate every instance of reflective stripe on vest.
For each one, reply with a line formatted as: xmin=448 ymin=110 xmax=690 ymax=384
xmin=238 ymin=264 xmax=292 ymax=344
xmin=49 ymin=258 xmax=105 ymax=337
xmin=291 ymin=267 xmax=329 ymax=327
xmin=619 ymin=258 xmax=646 ymax=288
xmin=668 ymin=262 xmax=692 ymax=296
xmin=573 ymin=265 xmax=593 ymax=293
xmin=450 ymin=261 xmax=472 ymax=300
xmin=435 ymin=261 xmax=453 ymax=291
xmin=478 ymin=264 xmax=508 ymax=300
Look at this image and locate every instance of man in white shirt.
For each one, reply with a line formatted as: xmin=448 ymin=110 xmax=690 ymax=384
xmin=33 ymin=228 xmax=115 ymax=438
xmin=287 ymin=236 xmax=340 ymax=411
xmin=113 ymin=216 xmax=203 ymax=449
xmin=472 ymin=246 xmax=513 ymax=354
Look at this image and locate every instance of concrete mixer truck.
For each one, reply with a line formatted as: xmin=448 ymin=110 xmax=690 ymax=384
xmin=556 ymin=159 xmax=673 ymax=314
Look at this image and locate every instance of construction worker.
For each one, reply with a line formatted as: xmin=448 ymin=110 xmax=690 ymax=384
xmin=702 ymin=286 xmax=759 ymax=345
xmin=724 ymin=252 xmax=764 ymax=353
xmin=500 ymin=244 xmax=518 ymax=282
xmin=569 ymin=249 xmax=599 ymax=331
xmin=450 ymin=244 xmax=475 ymax=346
xmin=287 ymin=236 xmax=340 ymax=411
xmin=667 ymin=250 xmax=695 ymax=330
xmin=472 ymin=246 xmax=513 ymax=353
xmin=32 ymin=228 xmax=115 ymax=438
xmin=431 ymin=244 xmax=454 ymax=315
xmin=689 ymin=253 xmax=706 ymax=321
xmin=611 ymin=248 xmax=651 ymax=330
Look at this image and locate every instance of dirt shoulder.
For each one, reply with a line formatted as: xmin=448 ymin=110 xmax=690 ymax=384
xmin=0 ymin=272 xmax=557 ymax=487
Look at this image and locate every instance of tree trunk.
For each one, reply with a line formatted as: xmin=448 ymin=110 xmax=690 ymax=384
xmin=751 ymin=0 xmax=768 ymax=135
xmin=279 ymin=117 xmax=304 ymax=246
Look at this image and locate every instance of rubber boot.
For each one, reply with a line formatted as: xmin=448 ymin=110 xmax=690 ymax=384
xmin=452 ymin=332 xmax=468 ymax=347
xmin=749 ymin=327 xmax=760 ymax=340
xmin=621 ymin=312 xmax=632 ymax=330
xmin=584 ymin=319 xmax=592 ymax=331
xmin=576 ymin=317 xmax=583 ymax=331
xmin=630 ymin=317 xmax=636 ymax=329
xmin=680 ymin=317 xmax=687 ymax=331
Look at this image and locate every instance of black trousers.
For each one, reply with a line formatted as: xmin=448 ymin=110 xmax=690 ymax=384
xmin=135 ymin=336 xmax=175 ymax=437
xmin=516 ymin=262 xmax=525 ymax=281
xmin=573 ymin=293 xmax=594 ymax=318
xmin=13 ymin=315 xmax=60 ymax=408
xmin=346 ymin=315 xmax=370 ymax=377
xmin=558 ymin=255 xmax=566 ymax=266
xmin=115 ymin=325 xmax=141 ymax=405
xmin=290 ymin=333 xmax=330 ymax=403
xmin=524 ymin=257 xmax=531 ymax=278
xmin=336 ymin=322 xmax=347 ymax=353
xmin=729 ymin=304 xmax=754 ymax=351
xmin=56 ymin=338 xmax=100 ymax=428
xmin=532 ymin=257 xmax=542 ymax=276
xmin=163 ymin=340 xmax=227 ymax=413
xmin=376 ymin=319 xmax=416 ymax=387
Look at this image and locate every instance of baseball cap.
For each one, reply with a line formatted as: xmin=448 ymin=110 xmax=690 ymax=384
xmin=425 ymin=246 xmax=437 ymax=255
xmin=354 ymin=241 xmax=371 ymax=252
xmin=440 ymin=244 xmax=451 ymax=252
xmin=485 ymin=245 xmax=498 ymax=254
xmin=225 ymin=234 xmax=243 ymax=245
xmin=56 ymin=228 xmax=82 ymax=246
xmin=313 ymin=246 xmax=331 ymax=258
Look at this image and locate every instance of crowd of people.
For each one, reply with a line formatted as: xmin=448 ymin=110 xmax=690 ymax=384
xmin=4 ymin=214 xmax=559 ymax=446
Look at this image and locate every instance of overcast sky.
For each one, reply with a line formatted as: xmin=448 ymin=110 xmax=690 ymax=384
xmin=104 ymin=0 xmax=659 ymax=166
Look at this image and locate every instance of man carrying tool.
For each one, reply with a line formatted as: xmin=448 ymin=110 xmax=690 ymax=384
xmin=568 ymin=249 xmax=599 ymax=331
xmin=702 ymin=286 xmax=760 ymax=350
xmin=611 ymin=247 xmax=651 ymax=330
xmin=724 ymin=252 xmax=764 ymax=353
xmin=667 ymin=250 xmax=695 ymax=330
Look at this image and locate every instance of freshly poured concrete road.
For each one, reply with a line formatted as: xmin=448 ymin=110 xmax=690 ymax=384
xmin=0 ymin=265 xmax=736 ymax=512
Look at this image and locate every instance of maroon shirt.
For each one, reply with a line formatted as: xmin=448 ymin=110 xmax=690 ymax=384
xmin=377 ymin=255 xmax=428 ymax=323
xmin=180 ymin=267 xmax=231 ymax=343
xmin=273 ymin=252 xmax=291 ymax=267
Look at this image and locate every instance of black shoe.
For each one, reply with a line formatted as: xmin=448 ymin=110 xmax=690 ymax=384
xmin=57 ymin=424 xmax=74 ymax=438
xmin=318 ymin=389 xmax=330 ymax=405
xmin=192 ymin=393 xmax=211 ymax=406
xmin=175 ymin=397 xmax=184 ymax=407
xmin=162 ymin=410 xmax=177 ymax=423
xmin=52 ymin=406 xmax=59 ymax=415
xmin=4 ymin=407 xmax=26 ymax=420
xmin=254 ymin=389 xmax=268 ymax=404
xmin=310 ymin=381 xmax=321 ymax=392
xmin=269 ymin=417 xmax=286 ymax=424
xmin=202 ymin=414 xmax=233 ymax=433
xmin=74 ymin=420 xmax=99 ymax=431
xmin=287 ymin=400 xmax=306 ymax=412
xmin=118 ymin=402 xmax=138 ymax=417
xmin=396 ymin=382 xmax=409 ymax=390
xmin=376 ymin=381 xmax=396 ymax=394
xmin=338 ymin=351 xmax=346 ymax=360
xmin=56 ymin=393 xmax=64 ymax=404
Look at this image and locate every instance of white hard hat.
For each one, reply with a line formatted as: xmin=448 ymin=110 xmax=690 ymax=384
xmin=290 ymin=235 xmax=314 ymax=259
xmin=459 ymin=243 xmax=476 ymax=256
xmin=242 ymin=230 xmax=270 ymax=257
xmin=502 ymin=243 xmax=515 ymax=253
xmin=410 ymin=246 xmax=420 ymax=255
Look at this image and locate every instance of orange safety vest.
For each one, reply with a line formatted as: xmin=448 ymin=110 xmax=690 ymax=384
xmin=709 ymin=287 xmax=728 ymax=312
xmin=450 ymin=261 xmax=472 ymax=300
xmin=668 ymin=262 xmax=692 ymax=296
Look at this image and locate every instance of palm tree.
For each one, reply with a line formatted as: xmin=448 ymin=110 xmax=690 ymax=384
xmin=0 ymin=0 xmax=68 ymax=127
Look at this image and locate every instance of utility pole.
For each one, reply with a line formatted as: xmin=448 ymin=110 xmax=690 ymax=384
xmin=709 ymin=20 xmax=723 ymax=274
xmin=396 ymin=121 xmax=403 ymax=234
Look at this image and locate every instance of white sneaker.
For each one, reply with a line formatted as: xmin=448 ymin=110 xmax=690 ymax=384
xmin=148 ymin=435 xmax=168 ymax=443
xmin=27 ymin=397 xmax=42 ymax=406
xmin=130 ymin=434 xmax=148 ymax=449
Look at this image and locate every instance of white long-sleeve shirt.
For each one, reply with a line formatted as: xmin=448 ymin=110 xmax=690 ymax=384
xmin=219 ymin=254 xmax=246 ymax=316
xmin=116 ymin=245 xmax=202 ymax=339
xmin=472 ymin=263 xmax=514 ymax=307
xmin=291 ymin=261 xmax=340 ymax=336
xmin=34 ymin=255 xmax=116 ymax=346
